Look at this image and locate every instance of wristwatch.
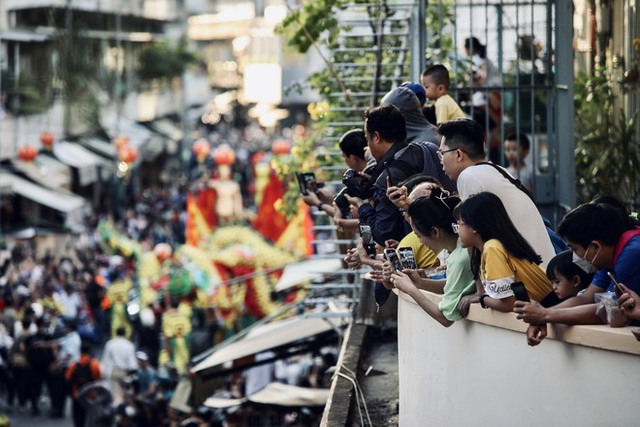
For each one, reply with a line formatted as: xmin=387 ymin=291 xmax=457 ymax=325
xmin=316 ymin=202 xmax=324 ymax=210
xmin=479 ymin=294 xmax=490 ymax=309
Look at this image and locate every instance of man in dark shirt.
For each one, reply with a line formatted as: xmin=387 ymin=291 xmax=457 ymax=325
xmin=26 ymin=317 xmax=55 ymax=415
xmin=347 ymin=105 xmax=431 ymax=245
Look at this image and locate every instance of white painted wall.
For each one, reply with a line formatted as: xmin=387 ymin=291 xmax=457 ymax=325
xmin=397 ymin=291 xmax=640 ymax=427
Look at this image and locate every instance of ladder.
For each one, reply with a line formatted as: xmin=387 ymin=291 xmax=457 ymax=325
xmin=305 ymin=1 xmax=424 ymax=321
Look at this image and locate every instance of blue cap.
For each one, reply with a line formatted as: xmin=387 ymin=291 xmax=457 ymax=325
xmin=400 ymin=82 xmax=427 ymax=105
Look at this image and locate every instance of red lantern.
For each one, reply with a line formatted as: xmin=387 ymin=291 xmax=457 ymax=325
xmin=272 ymin=139 xmax=291 ymax=155
xmin=39 ymin=132 xmax=55 ymax=150
xmin=114 ymin=136 xmax=129 ymax=149
xmin=213 ymin=145 xmax=236 ymax=166
xmin=18 ymin=145 xmax=38 ymax=162
xmin=118 ymin=146 xmax=138 ymax=164
xmin=192 ymin=139 xmax=211 ymax=163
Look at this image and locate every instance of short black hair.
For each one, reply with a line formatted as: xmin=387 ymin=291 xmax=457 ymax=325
xmin=454 ymin=192 xmax=541 ymax=278
xmin=558 ymin=201 xmax=634 ymax=248
xmin=422 ymin=64 xmax=451 ymax=89
xmin=505 ymin=133 xmax=530 ymax=151
xmin=364 ymin=104 xmax=407 ymax=144
xmin=438 ymin=119 xmax=486 ymax=160
xmin=546 ymin=250 xmax=593 ymax=290
xmin=81 ymin=341 xmax=92 ymax=355
xmin=339 ymin=129 xmax=367 ymax=160
xmin=116 ymin=326 xmax=126 ymax=337
xmin=400 ymin=174 xmax=440 ymax=195
xmin=408 ymin=188 xmax=460 ymax=236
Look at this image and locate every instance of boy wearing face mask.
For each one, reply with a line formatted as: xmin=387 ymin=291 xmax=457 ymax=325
xmin=514 ymin=199 xmax=640 ymax=345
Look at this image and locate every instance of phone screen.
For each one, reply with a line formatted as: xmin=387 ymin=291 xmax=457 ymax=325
xmin=296 ymin=172 xmax=317 ymax=194
xmin=384 ymin=248 xmax=403 ymax=272
xmin=359 ymin=224 xmax=377 ymax=258
xmin=397 ymin=247 xmax=417 ymax=270
xmin=511 ymin=282 xmax=530 ymax=302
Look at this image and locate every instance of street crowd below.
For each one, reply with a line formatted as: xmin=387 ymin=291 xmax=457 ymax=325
xmin=0 ymin=147 xmax=333 ymax=426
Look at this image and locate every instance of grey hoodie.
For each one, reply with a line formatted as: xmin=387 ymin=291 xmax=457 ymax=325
xmin=381 ymin=86 xmax=440 ymax=144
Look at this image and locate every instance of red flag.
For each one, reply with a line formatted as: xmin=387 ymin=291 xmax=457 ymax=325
xmin=275 ymin=200 xmax=314 ymax=257
xmin=252 ymin=172 xmax=288 ymax=242
xmin=185 ymin=193 xmax=211 ymax=246
xmin=196 ymin=187 xmax=217 ymax=229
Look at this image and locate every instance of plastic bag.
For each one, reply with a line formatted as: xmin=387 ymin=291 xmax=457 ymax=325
xmin=594 ymin=292 xmax=629 ymax=327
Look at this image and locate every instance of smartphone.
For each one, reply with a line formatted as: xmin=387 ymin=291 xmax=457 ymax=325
xmin=607 ymin=272 xmax=625 ymax=298
xmin=397 ymin=247 xmax=417 ymax=270
xmin=384 ymin=248 xmax=403 ymax=272
xmin=296 ymin=172 xmax=320 ymax=194
xmin=511 ymin=282 xmax=530 ymax=302
xmin=359 ymin=223 xmax=377 ymax=258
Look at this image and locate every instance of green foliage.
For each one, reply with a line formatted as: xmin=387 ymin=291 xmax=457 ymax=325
xmin=271 ymin=123 xmax=330 ymax=219
xmin=56 ymin=19 xmax=102 ymax=130
xmin=4 ymin=72 xmax=49 ymax=115
xmin=275 ymin=0 xmax=345 ymax=53
xmin=274 ymin=1 xmax=459 ymax=216
xmin=137 ymin=41 xmax=198 ymax=82
xmin=574 ymin=67 xmax=640 ymax=207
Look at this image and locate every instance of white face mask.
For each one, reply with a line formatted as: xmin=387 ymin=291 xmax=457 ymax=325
xmin=572 ymin=245 xmax=599 ymax=274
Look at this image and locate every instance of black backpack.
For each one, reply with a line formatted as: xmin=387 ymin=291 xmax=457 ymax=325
xmin=72 ymin=362 xmax=95 ymax=388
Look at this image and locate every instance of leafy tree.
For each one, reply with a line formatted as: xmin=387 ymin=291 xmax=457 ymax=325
xmin=137 ymin=41 xmax=198 ymax=83
xmin=574 ymin=67 xmax=640 ymax=207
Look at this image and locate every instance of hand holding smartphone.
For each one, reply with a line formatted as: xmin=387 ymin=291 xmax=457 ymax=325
xmin=397 ymin=247 xmax=417 ymax=270
xmin=511 ymin=282 xmax=530 ymax=302
xmin=384 ymin=248 xmax=403 ymax=272
xmin=296 ymin=172 xmax=322 ymax=195
xmin=359 ymin=223 xmax=377 ymax=258
xmin=607 ymin=272 xmax=625 ymax=298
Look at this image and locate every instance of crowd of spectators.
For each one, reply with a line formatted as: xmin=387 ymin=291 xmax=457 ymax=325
xmin=298 ymin=63 xmax=640 ymax=348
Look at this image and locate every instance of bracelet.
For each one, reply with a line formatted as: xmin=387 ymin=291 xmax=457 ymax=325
xmin=316 ymin=202 xmax=324 ymax=210
xmin=479 ymin=294 xmax=490 ymax=309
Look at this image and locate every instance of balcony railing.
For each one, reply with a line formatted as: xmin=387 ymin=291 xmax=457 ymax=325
xmin=397 ymin=289 xmax=640 ymax=426
xmin=6 ymin=0 xmax=178 ymax=21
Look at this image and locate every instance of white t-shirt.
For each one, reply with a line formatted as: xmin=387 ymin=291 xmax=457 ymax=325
xmin=457 ymin=164 xmax=555 ymax=268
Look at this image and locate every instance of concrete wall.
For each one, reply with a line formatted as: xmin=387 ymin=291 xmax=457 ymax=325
xmin=397 ymin=290 xmax=640 ymax=427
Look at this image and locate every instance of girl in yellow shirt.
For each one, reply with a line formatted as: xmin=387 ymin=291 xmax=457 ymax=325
xmin=454 ymin=192 xmax=558 ymax=311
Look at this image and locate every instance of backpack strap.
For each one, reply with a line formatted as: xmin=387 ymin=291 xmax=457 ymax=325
xmin=475 ymin=161 xmax=534 ymax=201
xmin=613 ymin=227 xmax=640 ymax=265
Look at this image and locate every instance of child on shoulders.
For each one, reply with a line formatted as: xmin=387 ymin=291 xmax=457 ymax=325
xmin=420 ymin=64 xmax=466 ymax=124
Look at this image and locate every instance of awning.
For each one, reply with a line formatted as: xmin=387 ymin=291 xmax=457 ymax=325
xmin=249 ymin=383 xmax=329 ymax=407
xmin=191 ymin=316 xmax=339 ymax=374
xmin=11 ymin=155 xmax=72 ymax=191
xmin=0 ymin=30 xmax=50 ymax=43
xmin=275 ymin=258 xmax=343 ymax=292
xmin=53 ymin=142 xmax=102 ymax=185
xmin=203 ymin=396 xmax=246 ymax=409
xmin=78 ymin=136 xmax=118 ymax=160
xmin=0 ymin=172 xmax=85 ymax=214
xmin=102 ymin=116 xmax=163 ymax=161
xmin=147 ymin=119 xmax=183 ymax=142
xmin=204 ymin=383 xmax=329 ymax=409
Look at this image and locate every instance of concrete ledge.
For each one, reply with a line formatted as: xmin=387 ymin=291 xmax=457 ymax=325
xmin=394 ymin=288 xmax=640 ymax=355
xmin=396 ymin=289 xmax=640 ymax=427
xmin=320 ymin=322 xmax=369 ymax=427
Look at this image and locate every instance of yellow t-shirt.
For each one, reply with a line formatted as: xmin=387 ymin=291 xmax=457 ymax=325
xmin=398 ymin=232 xmax=439 ymax=269
xmin=435 ymin=94 xmax=467 ymax=123
xmin=480 ymin=239 xmax=552 ymax=302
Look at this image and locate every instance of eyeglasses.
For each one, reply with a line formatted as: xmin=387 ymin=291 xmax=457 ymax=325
xmin=437 ymin=147 xmax=461 ymax=160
